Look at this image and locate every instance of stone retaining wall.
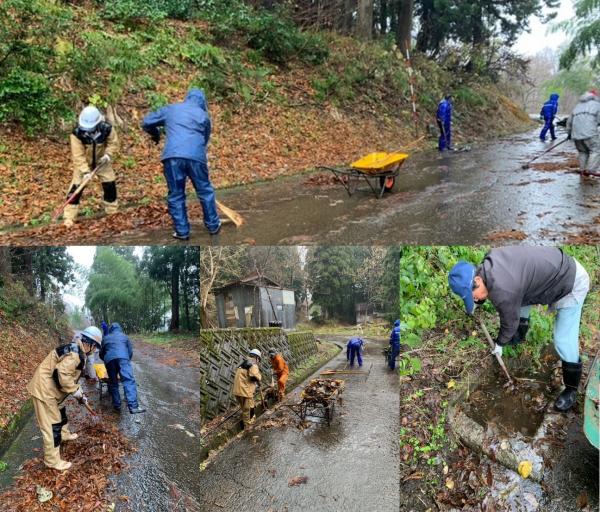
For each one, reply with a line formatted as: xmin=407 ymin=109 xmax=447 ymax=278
xmin=199 ymin=328 xmax=318 ymax=422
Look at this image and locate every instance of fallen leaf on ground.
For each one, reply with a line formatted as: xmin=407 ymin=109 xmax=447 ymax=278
xmin=288 ymin=476 xmax=309 ymax=487
xmin=576 ymin=491 xmax=588 ymax=509
xmin=518 ymin=460 xmax=533 ymax=479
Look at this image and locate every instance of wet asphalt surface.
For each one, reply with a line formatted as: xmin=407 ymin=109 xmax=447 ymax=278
xmin=196 ymin=335 xmax=399 ymax=511
xmin=105 ymin=341 xmax=202 ymax=512
xmin=112 ymin=127 xmax=599 ymax=245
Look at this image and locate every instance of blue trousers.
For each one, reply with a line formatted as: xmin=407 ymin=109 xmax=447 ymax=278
xmin=520 ymin=305 xmax=582 ymax=363
xmin=106 ymin=358 xmax=139 ymax=410
xmin=438 ymin=121 xmax=452 ymax=151
xmin=348 ymin=346 xmax=363 ymax=367
xmin=540 ymin=117 xmax=556 ymax=141
xmin=388 ymin=342 xmax=400 ymax=370
xmin=163 ymin=158 xmax=221 ymax=236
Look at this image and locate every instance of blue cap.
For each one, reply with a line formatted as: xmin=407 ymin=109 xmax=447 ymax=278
xmin=448 ymin=261 xmax=476 ymax=315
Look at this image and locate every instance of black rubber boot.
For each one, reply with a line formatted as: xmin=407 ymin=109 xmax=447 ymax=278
xmin=554 ymin=360 xmax=582 ymax=412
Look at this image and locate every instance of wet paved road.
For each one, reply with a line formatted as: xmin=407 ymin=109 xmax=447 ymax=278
xmin=115 ymin=127 xmax=599 ymax=245
xmin=196 ymin=335 xmax=399 ymax=512
xmin=106 ymin=341 xmax=202 ymax=512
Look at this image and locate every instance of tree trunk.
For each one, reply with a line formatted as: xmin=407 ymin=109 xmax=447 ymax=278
xmin=343 ymin=0 xmax=355 ymax=34
xmin=356 ymin=0 xmax=372 ymax=39
xmin=396 ymin=0 xmax=413 ymax=54
xmin=183 ymin=274 xmax=190 ymax=330
xmin=169 ymin=262 xmax=180 ymax=331
xmin=379 ymin=0 xmax=388 ymax=35
xmin=415 ymin=0 xmax=433 ymax=53
xmin=0 ymin=247 xmax=12 ymax=278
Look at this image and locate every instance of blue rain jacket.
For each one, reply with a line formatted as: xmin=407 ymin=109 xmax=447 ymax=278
xmin=99 ymin=322 xmax=133 ymax=364
xmin=390 ymin=320 xmax=400 ymax=348
xmin=142 ymin=89 xmax=211 ymax=163
xmin=437 ymin=98 xmax=453 ymax=124
xmin=540 ymin=93 xmax=559 ymax=119
xmin=346 ymin=337 xmax=364 ymax=357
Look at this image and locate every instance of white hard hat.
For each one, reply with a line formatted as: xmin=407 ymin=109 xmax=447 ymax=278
xmin=81 ymin=326 xmax=103 ymax=347
xmin=249 ymin=348 xmax=262 ymax=360
xmin=78 ymin=106 xmax=103 ymax=131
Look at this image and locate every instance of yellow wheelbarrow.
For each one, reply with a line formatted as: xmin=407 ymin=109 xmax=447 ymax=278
xmin=319 ymin=152 xmax=410 ymax=199
xmin=93 ymin=363 xmax=116 ymax=400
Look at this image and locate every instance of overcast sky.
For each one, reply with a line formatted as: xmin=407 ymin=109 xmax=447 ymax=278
xmin=63 ymin=246 xmax=144 ymax=307
xmin=514 ymin=0 xmax=574 ymax=56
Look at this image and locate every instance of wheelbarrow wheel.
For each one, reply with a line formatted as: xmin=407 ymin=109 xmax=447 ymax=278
xmin=380 ymin=176 xmax=395 ymax=192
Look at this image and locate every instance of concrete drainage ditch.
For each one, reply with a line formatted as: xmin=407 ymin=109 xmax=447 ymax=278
xmin=448 ymin=352 xmax=569 ymax=483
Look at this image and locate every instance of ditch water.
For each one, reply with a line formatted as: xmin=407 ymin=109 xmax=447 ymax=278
xmin=463 ymin=350 xmax=558 ymax=437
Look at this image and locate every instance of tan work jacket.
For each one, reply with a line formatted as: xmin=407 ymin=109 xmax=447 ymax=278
xmin=27 ymin=339 xmax=86 ymax=404
xmin=233 ymin=361 xmax=262 ymax=398
xmin=70 ymin=128 xmax=118 ymax=175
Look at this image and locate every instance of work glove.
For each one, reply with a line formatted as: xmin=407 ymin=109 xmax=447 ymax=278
xmin=73 ymin=387 xmax=84 ymax=401
xmin=492 ymin=344 xmax=503 ymax=357
xmin=150 ymin=133 xmax=160 ymax=145
xmin=82 ymin=172 xmax=93 ymax=183
xmin=80 ymin=394 xmax=89 ymax=406
xmin=99 ymin=154 xmax=111 ymax=166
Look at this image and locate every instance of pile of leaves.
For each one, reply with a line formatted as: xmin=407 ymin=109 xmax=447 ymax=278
xmin=435 ymin=448 xmax=494 ymax=509
xmin=0 ymin=399 xmax=133 ymax=511
xmin=530 ymin=158 xmax=580 ymax=172
xmin=303 ymin=173 xmax=347 ymax=187
xmin=0 ymin=202 xmax=178 ymax=246
xmin=484 ymin=229 xmax=527 ymax=241
xmin=300 ymin=378 xmax=344 ymax=404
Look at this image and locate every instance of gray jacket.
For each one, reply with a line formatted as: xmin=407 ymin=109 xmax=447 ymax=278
xmin=567 ymin=92 xmax=600 ymax=140
xmin=477 ymin=247 xmax=576 ymax=345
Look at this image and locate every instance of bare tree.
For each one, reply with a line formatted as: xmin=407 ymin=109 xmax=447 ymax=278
xmin=199 ymin=247 xmax=246 ymax=328
xmin=396 ymin=0 xmax=414 ymax=54
xmin=357 ymin=0 xmax=373 ymax=39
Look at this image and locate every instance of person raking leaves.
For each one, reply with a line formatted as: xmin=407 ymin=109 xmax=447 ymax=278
xmin=233 ymin=349 xmax=262 ymax=428
xmin=141 ymin=88 xmax=222 ymax=240
xmin=63 ymin=106 xmax=119 ymax=227
xmin=99 ymin=322 xmax=146 ymax=414
xmin=539 ymin=93 xmax=559 ymax=142
xmin=436 ymin=94 xmax=453 ymax=152
xmin=566 ymin=90 xmax=600 ymax=176
xmin=448 ymin=246 xmax=590 ymax=412
xmin=346 ymin=336 xmax=365 ymax=368
xmin=388 ymin=319 xmax=401 ymax=370
xmin=27 ymin=326 xmax=103 ymax=471
xmin=268 ymin=348 xmax=289 ymax=401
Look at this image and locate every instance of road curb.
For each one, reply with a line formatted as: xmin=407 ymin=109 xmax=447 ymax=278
xmin=0 ymin=399 xmax=34 ymax=460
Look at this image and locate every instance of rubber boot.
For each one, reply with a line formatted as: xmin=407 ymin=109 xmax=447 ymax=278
xmin=104 ymin=199 xmax=118 ymax=215
xmin=63 ymin=204 xmax=79 ymax=227
xmin=44 ymin=446 xmax=72 ymax=471
xmin=554 ymin=360 xmax=582 ymax=412
xmin=61 ymin=428 xmax=78 ymax=441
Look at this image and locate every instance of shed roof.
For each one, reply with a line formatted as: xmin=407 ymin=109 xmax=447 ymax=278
xmin=214 ymin=272 xmax=287 ymax=292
